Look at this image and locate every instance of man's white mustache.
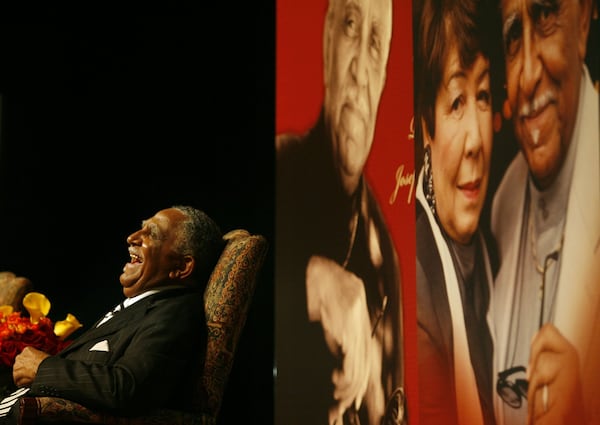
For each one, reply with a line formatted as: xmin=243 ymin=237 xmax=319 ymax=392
xmin=519 ymin=90 xmax=556 ymax=145
xmin=519 ymin=90 xmax=556 ymax=118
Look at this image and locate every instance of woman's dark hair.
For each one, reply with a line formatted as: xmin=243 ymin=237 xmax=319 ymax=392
xmin=413 ymin=0 xmax=503 ymax=168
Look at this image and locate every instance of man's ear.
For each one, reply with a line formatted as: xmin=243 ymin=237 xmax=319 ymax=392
xmin=323 ymin=7 xmax=333 ymax=89
xmin=170 ymin=255 xmax=195 ymax=280
xmin=577 ymin=0 xmax=593 ymax=61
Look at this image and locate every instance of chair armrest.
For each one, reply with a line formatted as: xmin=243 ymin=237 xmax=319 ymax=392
xmin=18 ymin=397 xmax=215 ymax=425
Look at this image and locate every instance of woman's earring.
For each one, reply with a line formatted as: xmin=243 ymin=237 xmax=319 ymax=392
xmin=424 ymin=145 xmax=436 ymax=217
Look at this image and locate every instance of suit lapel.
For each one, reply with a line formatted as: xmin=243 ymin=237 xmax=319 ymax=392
xmin=493 ymin=156 xmax=528 ymax=377
xmin=59 ymin=300 xmax=150 ymax=355
xmin=555 ymin=72 xmax=600 ymax=356
xmin=58 ymin=287 xmax=195 ymax=355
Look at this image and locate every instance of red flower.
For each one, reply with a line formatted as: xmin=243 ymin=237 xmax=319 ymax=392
xmin=0 ymin=339 xmax=19 ymax=368
xmin=0 ymin=312 xmax=72 ymax=368
xmin=0 ymin=291 xmax=81 ymax=369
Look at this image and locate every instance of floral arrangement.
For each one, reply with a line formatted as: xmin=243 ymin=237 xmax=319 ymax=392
xmin=0 ymin=292 xmax=82 ymax=368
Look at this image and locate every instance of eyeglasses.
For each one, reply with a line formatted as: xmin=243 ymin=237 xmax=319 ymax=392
xmin=496 ymin=365 xmax=528 ymax=408
xmin=496 ymin=251 xmax=557 ymax=409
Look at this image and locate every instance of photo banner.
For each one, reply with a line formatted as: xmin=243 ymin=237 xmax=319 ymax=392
xmin=275 ymin=0 xmax=416 ymax=423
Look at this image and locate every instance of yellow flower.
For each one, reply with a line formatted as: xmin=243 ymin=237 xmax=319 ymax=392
xmin=54 ymin=314 xmax=83 ymax=340
xmin=23 ymin=292 xmax=51 ymax=324
xmin=0 ymin=306 xmax=13 ymax=316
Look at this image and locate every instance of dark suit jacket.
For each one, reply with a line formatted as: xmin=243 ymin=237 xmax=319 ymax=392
xmin=30 ymin=287 xmax=206 ymax=415
xmin=416 ymin=201 xmax=457 ymax=425
xmin=416 ymin=200 xmax=496 ymax=425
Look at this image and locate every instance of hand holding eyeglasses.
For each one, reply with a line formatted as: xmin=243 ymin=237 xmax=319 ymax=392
xmin=526 ymin=323 xmax=585 ymax=425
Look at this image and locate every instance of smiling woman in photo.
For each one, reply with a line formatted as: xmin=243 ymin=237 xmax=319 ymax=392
xmin=413 ymin=0 xmax=501 ymax=423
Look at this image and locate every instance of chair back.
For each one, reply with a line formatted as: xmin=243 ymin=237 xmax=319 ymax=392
xmin=198 ymin=229 xmax=268 ymax=419
xmin=0 ymin=272 xmax=33 ymax=311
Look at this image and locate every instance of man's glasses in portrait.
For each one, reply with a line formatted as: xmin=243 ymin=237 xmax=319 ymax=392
xmin=496 ymin=248 xmax=560 ymax=408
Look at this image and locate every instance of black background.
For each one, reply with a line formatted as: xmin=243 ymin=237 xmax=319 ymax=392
xmin=0 ymin=6 xmax=275 ymax=425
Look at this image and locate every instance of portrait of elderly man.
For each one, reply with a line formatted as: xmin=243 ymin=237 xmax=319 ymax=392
xmin=490 ymin=0 xmax=600 ymax=423
xmin=274 ymin=0 xmax=406 ymax=423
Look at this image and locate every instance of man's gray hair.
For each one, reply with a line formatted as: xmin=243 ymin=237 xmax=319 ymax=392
xmin=173 ymin=205 xmax=224 ymax=285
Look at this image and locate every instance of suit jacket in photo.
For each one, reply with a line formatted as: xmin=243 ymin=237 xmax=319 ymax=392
xmin=416 ymin=169 xmax=496 ymax=425
xmin=275 ymin=112 xmax=404 ymax=425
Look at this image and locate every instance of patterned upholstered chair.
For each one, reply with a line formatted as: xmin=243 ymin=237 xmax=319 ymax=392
xmin=8 ymin=229 xmax=268 ymax=425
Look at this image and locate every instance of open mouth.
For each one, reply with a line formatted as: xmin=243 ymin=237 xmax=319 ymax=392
xmin=129 ymin=253 xmax=142 ymax=264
